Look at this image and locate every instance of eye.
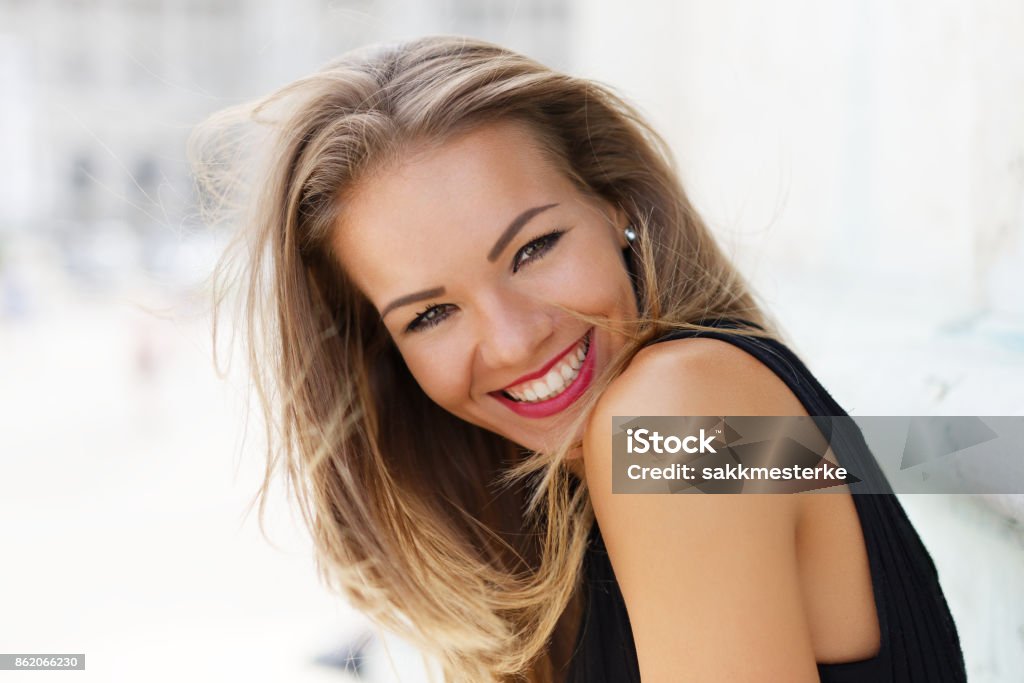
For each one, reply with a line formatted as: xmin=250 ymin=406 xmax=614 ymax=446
xmin=406 ymin=303 xmax=454 ymax=333
xmin=512 ymin=230 xmax=566 ymax=273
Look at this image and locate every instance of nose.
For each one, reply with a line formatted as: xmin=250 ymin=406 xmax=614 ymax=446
xmin=475 ymin=287 xmax=554 ymax=373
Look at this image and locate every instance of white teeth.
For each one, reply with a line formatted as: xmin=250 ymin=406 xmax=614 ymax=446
xmin=544 ymin=368 xmax=566 ymax=394
xmin=502 ymin=333 xmax=591 ymax=404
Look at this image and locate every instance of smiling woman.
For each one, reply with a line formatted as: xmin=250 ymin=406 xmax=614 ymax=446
xmin=190 ymin=36 xmax=967 ymax=683
xmin=332 ymin=121 xmax=638 ymax=453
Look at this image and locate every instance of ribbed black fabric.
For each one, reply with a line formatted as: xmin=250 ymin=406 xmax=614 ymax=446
xmin=565 ymin=319 xmax=967 ymax=682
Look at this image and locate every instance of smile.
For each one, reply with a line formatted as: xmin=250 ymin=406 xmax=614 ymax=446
xmin=502 ymin=334 xmax=590 ymax=403
xmin=490 ymin=329 xmax=596 ymax=419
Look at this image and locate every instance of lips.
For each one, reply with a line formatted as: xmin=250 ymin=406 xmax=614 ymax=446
xmin=490 ymin=329 xmax=596 ymax=419
xmin=501 ymin=334 xmax=590 ymax=403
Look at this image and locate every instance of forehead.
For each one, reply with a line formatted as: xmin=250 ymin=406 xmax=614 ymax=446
xmin=331 ymin=120 xmax=583 ymax=305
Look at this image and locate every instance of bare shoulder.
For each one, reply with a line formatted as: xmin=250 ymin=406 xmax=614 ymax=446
xmin=593 ymin=335 xmax=809 ymax=419
xmin=581 ymin=336 xmax=819 ymax=681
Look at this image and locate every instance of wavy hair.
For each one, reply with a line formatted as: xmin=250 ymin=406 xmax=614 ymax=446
xmin=190 ymin=35 xmax=778 ymax=683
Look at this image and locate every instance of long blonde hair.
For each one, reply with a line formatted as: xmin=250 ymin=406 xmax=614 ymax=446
xmin=191 ymin=35 xmax=778 ymax=683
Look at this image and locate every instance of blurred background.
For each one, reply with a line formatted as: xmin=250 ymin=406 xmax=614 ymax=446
xmin=1 ymin=1 xmax=1022 ymax=681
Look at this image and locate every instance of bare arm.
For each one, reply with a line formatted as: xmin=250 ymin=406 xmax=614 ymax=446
xmin=582 ymin=338 xmax=820 ymax=682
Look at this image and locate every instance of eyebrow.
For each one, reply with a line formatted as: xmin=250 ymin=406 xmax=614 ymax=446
xmin=486 ymin=203 xmax=559 ymax=262
xmin=380 ymin=286 xmax=446 ymax=320
xmin=380 ymin=203 xmax=559 ymax=320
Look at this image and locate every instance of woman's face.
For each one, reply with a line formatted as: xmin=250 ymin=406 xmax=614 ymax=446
xmin=331 ymin=120 xmax=639 ymax=454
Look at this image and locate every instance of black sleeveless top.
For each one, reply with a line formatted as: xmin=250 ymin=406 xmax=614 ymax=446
xmin=565 ymin=319 xmax=967 ymax=682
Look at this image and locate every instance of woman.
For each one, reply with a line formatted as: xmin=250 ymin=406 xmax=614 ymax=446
xmin=192 ymin=36 xmax=967 ymax=682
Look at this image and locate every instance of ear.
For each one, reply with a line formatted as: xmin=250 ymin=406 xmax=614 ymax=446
xmin=612 ymin=206 xmax=631 ymax=249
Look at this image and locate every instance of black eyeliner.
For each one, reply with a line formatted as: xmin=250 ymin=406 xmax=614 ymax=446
xmin=406 ymin=303 xmax=447 ymax=333
xmin=511 ymin=228 xmax=568 ymax=272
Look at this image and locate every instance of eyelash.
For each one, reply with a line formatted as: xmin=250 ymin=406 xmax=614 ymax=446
xmin=512 ymin=229 xmax=564 ymax=273
xmin=405 ymin=229 xmax=567 ymax=333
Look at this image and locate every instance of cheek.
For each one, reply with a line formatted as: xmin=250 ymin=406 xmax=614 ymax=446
xmin=545 ymin=247 xmax=633 ymax=312
xmin=401 ymin=344 xmax=473 ymax=413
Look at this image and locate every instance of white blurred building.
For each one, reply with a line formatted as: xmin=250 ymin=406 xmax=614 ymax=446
xmin=0 ymin=34 xmax=35 ymax=231
xmin=0 ymin=0 xmax=571 ymax=279
xmin=570 ymin=1 xmax=1024 ymax=322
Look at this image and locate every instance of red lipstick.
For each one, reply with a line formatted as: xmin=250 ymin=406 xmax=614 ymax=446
xmin=490 ymin=329 xmax=596 ymax=419
xmin=501 ymin=334 xmax=588 ymax=389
